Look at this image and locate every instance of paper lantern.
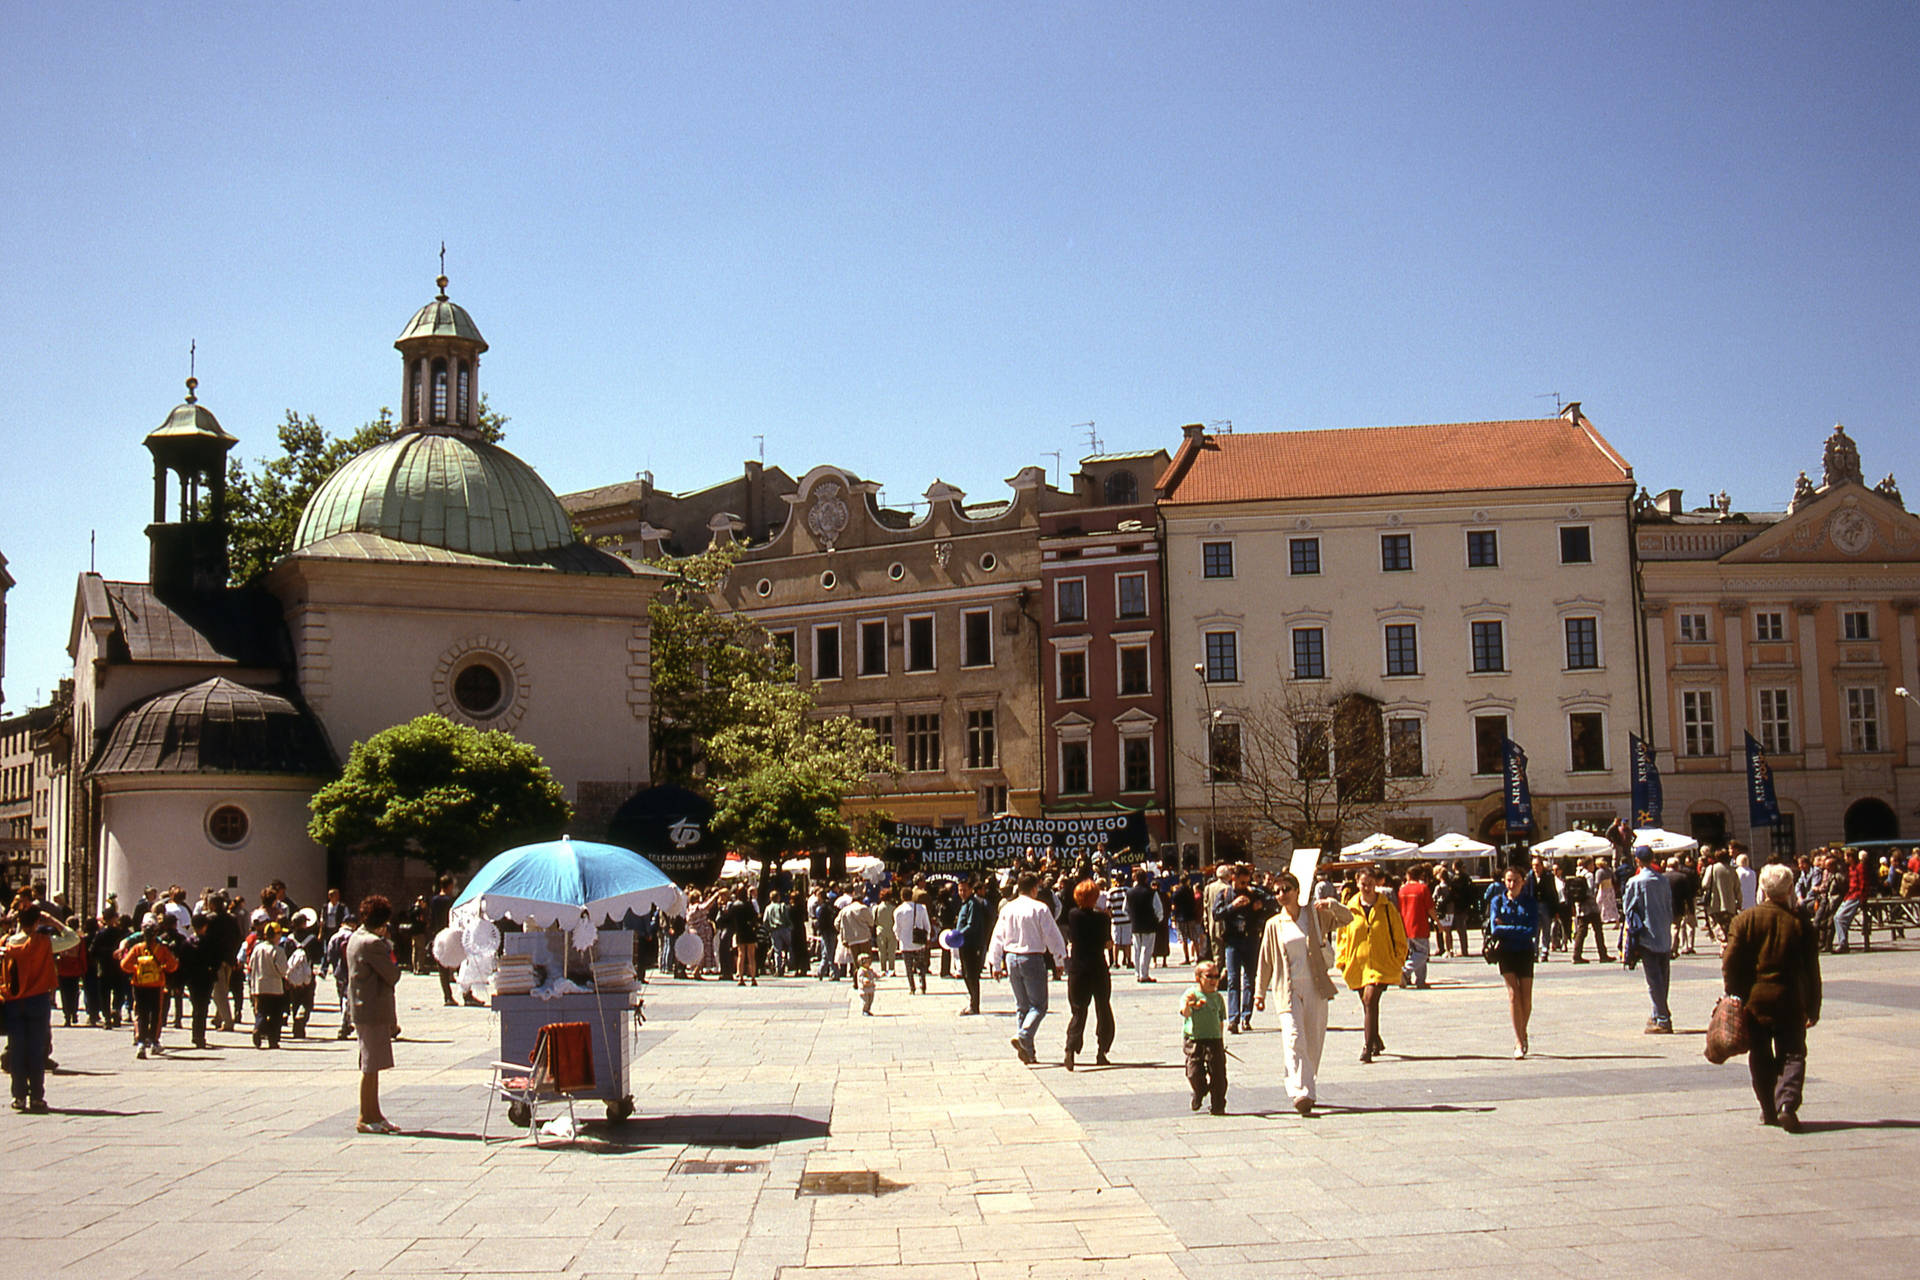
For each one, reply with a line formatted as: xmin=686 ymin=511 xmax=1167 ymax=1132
xmin=431 ymin=926 xmax=466 ymax=969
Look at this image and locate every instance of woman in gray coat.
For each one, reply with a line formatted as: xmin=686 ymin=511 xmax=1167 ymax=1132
xmin=346 ymin=895 xmax=403 ymax=1134
xmin=1254 ymin=870 xmax=1352 ymax=1115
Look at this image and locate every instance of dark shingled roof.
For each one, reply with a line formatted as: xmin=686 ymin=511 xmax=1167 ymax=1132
xmin=91 ymin=677 xmax=335 ymax=777
xmin=288 ymin=530 xmax=639 ymax=576
xmin=101 ymin=582 xmax=292 ymax=668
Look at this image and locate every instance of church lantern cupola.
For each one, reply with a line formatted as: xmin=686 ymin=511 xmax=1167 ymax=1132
xmin=395 ymin=271 xmax=489 ymax=439
xmin=144 ymin=374 xmax=238 ymax=598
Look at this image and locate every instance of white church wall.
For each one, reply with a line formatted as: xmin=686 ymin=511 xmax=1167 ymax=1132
xmin=98 ymin=777 xmax=324 ymax=911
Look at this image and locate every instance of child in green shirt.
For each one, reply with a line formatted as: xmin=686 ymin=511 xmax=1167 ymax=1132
xmin=1181 ymin=961 xmax=1228 ymax=1114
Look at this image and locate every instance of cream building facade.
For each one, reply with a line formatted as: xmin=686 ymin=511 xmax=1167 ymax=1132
xmin=1159 ymin=408 xmax=1640 ymax=859
xmin=1637 ymin=426 xmax=1918 ymax=850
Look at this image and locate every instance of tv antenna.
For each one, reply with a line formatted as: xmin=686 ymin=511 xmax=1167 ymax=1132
xmin=752 ymin=434 xmax=765 ymax=464
xmin=1072 ymin=421 xmax=1101 ymax=455
xmin=1208 ymin=419 xmax=1234 ymax=435
xmin=1534 ymin=392 xmax=1563 ymax=411
xmin=1042 ymin=450 xmax=1062 ymax=488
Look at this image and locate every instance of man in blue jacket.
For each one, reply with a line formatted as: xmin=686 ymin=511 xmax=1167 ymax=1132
xmin=1621 ymin=846 xmax=1675 ymax=1033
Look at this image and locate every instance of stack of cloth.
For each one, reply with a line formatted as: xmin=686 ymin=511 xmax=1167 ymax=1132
xmin=591 ymin=959 xmax=637 ymax=992
xmin=491 ymin=953 xmax=538 ymax=996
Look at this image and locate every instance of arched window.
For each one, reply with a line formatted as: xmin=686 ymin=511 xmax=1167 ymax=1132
xmin=432 ymin=359 xmax=449 ymax=422
xmin=1104 ymin=470 xmax=1139 ymax=504
xmin=457 ymin=362 xmax=470 ymax=424
xmin=410 ymin=360 xmax=424 ymax=424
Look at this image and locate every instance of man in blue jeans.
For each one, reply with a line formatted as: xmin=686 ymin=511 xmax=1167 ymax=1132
xmin=1211 ymin=864 xmax=1272 ymax=1034
xmin=987 ymin=873 xmax=1068 ymax=1064
xmin=1621 ymin=845 xmax=1675 ymax=1032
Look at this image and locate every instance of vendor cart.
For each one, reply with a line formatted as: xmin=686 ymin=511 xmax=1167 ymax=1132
xmin=495 ymin=987 xmax=642 ymax=1124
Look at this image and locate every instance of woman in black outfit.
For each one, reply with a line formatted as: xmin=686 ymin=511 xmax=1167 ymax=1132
xmin=1062 ymin=878 xmax=1115 ymax=1071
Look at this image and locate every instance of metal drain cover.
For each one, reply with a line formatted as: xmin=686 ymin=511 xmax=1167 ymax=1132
xmin=673 ymin=1159 xmax=764 ymax=1175
xmin=797 ymin=1170 xmax=902 ymax=1196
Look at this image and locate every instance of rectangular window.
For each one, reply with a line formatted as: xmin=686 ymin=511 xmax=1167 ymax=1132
xmin=1754 ymin=611 xmax=1785 ymax=643
xmin=1564 ymin=616 xmax=1599 ymax=670
xmin=1467 ymin=529 xmax=1499 ymax=567
xmin=962 ymin=609 xmax=993 ymax=668
xmin=770 ymin=630 xmax=797 ymax=678
xmin=1058 ymin=650 xmax=1089 ymax=700
xmin=1757 ymin=688 xmax=1793 ymax=755
xmin=1201 ymin=541 xmax=1234 ymax=579
xmin=859 ymin=619 xmax=888 ymax=677
xmin=859 ymin=714 xmax=895 ymax=759
xmin=1473 ymin=714 xmax=1508 ymax=776
xmin=1116 ymin=572 xmax=1148 ymax=618
xmin=1559 ymin=526 xmax=1592 ymax=564
xmin=1842 ymin=609 xmax=1873 ymax=641
xmin=1569 ymin=712 xmax=1606 ymax=772
xmin=813 ymin=624 xmax=841 ymax=681
xmin=1380 ymin=532 xmax=1412 ymax=572
xmin=1289 ymin=537 xmax=1321 ymax=576
xmin=1055 ymin=579 xmax=1086 ymax=623
xmin=1387 ymin=717 xmax=1424 ymax=777
xmin=1296 ymin=720 xmax=1330 ymax=779
xmin=1121 ymin=736 xmax=1153 ymax=792
xmin=1118 ymin=644 xmax=1150 ymax=696
xmin=1384 ymin=623 xmax=1419 ymax=676
xmin=1292 ymin=627 xmax=1326 ymax=680
xmin=1846 ymin=687 xmax=1882 ymax=752
xmin=906 ymin=614 xmax=935 ymax=671
xmin=1682 ymin=690 xmax=1717 ymax=756
xmin=1060 ymin=740 xmax=1091 ymax=794
xmin=1203 ymin=630 xmax=1239 ymax=683
xmin=1208 ymin=722 xmax=1241 ymax=781
xmin=1678 ymin=612 xmax=1710 ymax=643
xmin=1471 ymin=620 xmax=1506 ymax=672
xmin=1770 ymin=814 xmax=1797 ymax=858
xmin=965 ymin=709 xmax=997 ymax=769
xmin=904 ymin=713 xmax=942 ymax=772
xmin=978 ymin=784 xmax=1008 ymax=820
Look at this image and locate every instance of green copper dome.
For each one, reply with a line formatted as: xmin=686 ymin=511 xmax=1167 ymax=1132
xmin=396 ymin=277 xmax=488 ymax=349
xmin=293 ymin=433 xmax=575 ymax=557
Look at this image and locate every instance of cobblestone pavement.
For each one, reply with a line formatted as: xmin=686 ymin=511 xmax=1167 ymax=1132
xmin=7 ymin=940 xmax=1917 ymax=1279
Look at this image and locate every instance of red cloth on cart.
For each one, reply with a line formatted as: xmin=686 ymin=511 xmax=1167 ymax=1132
xmin=535 ymin=1021 xmax=595 ymax=1092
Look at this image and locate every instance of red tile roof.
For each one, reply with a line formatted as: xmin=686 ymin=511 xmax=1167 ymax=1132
xmin=1159 ymin=416 xmax=1632 ymax=505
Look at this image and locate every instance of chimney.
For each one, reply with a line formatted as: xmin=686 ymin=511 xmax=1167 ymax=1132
xmin=1181 ymin=422 xmax=1207 ymax=443
xmin=1654 ymin=488 xmax=1684 ymax=516
xmin=1559 ymin=401 xmax=1582 ymax=424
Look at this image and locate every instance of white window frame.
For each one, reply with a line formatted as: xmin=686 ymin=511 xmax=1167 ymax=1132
xmin=1567 ymin=710 xmax=1608 ymax=773
xmin=1465 ymin=528 xmax=1500 ymax=568
xmin=1558 ymin=524 xmax=1594 ymax=565
xmin=905 ymin=613 xmax=936 ymax=672
xmin=964 ymin=707 xmax=997 ymax=770
xmin=1845 ymin=686 xmax=1882 ymax=753
xmin=1057 ymin=649 xmax=1090 ymax=701
xmin=811 ymin=623 xmax=841 ymax=681
xmin=1386 ymin=715 xmax=1425 ymax=778
xmin=961 ymin=608 xmax=994 ymax=669
xmin=1058 ymin=736 xmax=1093 ymax=796
xmin=1201 ymin=539 xmax=1235 ymax=579
xmin=1115 ymin=571 xmax=1149 ymax=619
xmin=1563 ymin=615 xmax=1601 ymax=671
xmin=1753 ymin=610 xmax=1786 ymax=643
xmin=1291 ymin=626 xmax=1327 ymax=681
xmin=1681 ymin=689 xmax=1718 ymax=757
xmin=1842 ymin=608 xmax=1873 ymax=641
xmin=1202 ymin=629 xmax=1240 ymax=684
xmin=1119 ymin=731 xmax=1154 ymax=794
xmin=1677 ymin=611 xmax=1711 ymax=643
xmin=1116 ymin=641 xmax=1151 ymax=697
xmin=1055 ymin=577 xmax=1087 ymax=624
xmin=1469 ymin=618 xmax=1507 ymax=673
xmin=1757 ymin=687 xmax=1793 ymax=754
xmin=1383 ymin=622 xmax=1420 ymax=677
xmin=903 ymin=712 xmax=942 ymax=773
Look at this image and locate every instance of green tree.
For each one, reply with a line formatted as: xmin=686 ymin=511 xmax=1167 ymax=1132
xmin=224 ymin=399 xmax=507 ymax=583
xmin=646 ymin=544 xmax=897 ymax=857
xmin=309 ymin=714 xmax=569 ymax=875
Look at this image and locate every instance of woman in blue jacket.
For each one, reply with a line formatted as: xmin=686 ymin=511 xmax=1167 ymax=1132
xmin=1485 ymin=863 xmax=1539 ymax=1059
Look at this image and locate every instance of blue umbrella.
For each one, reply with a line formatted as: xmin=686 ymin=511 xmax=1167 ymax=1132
xmin=450 ymin=836 xmax=685 ymax=930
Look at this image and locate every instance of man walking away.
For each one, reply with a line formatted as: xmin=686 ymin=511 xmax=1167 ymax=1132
xmin=1125 ymin=869 xmax=1163 ymax=982
xmin=955 ymin=877 xmax=995 ymax=1015
xmin=988 ymin=873 xmax=1067 ymax=1064
xmin=1622 ymin=846 xmax=1675 ymax=1033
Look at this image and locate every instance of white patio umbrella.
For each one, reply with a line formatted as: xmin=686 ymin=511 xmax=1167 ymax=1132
xmin=1632 ymin=827 xmax=1700 ymax=854
xmin=1339 ymin=832 xmax=1421 ymax=861
xmin=1531 ymin=829 xmax=1614 ymax=858
xmin=1419 ymin=832 xmax=1497 ymax=857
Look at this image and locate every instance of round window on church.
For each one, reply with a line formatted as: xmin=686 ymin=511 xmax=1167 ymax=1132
xmin=451 ymin=658 xmax=511 ymax=719
xmin=208 ymin=804 xmax=250 ymax=849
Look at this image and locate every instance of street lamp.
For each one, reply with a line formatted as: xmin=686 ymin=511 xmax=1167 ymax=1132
xmin=1195 ymin=661 xmax=1219 ymax=868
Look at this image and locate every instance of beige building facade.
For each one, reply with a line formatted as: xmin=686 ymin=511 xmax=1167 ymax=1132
xmin=1637 ymin=426 xmax=1919 ymax=850
xmin=1159 ymin=409 xmax=1641 ymax=860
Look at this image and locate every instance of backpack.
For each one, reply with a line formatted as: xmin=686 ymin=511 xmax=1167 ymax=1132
xmin=285 ymin=945 xmax=314 ymax=986
xmin=133 ymin=947 xmax=163 ymax=986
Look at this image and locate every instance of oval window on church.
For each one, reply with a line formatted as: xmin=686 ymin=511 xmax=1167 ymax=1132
xmin=208 ymin=804 xmax=250 ymax=848
xmin=452 ymin=658 xmax=510 ymax=718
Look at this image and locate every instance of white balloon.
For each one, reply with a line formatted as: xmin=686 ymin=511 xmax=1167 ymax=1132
xmin=463 ymin=917 xmax=502 ymax=957
xmin=673 ymin=932 xmax=704 ymax=966
xmin=431 ymin=926 xmax=467 ymax=969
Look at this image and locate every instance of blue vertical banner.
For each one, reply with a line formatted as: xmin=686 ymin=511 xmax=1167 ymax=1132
xmin=1630 ymin=732 xmax=1663 ymax=827
xmin=1744 ymin=732 xmax=1781 ymax=830
xmin=1502 ymin=738 xmax=1534 ymax=838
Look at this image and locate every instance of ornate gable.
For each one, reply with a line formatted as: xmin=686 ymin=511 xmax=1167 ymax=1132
xmin=1721 ymin=484 xmax=1920 ymax=564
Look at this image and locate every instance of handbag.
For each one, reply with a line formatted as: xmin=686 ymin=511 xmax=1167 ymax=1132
xmin=1480 ymin=931 xmax=1501 ymax=965
xmin=1704 ymin=995 xmax=1752 ymax=1063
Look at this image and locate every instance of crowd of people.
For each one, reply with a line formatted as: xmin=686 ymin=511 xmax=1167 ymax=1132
xmin=2 ymin=833 xmax=1908 ymax=1128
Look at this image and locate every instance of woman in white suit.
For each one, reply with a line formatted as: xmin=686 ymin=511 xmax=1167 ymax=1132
xmin=1254 ymin=870 xmax=1352 ymax=1115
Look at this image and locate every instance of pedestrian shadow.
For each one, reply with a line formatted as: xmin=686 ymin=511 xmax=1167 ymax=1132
xmin=1377 ymin=1052 xmax=1531 ymax=1063
xmin=44 ymin=1106 xmax=158 ymax=1118
xmin=1521 ymin=1052 xmax=1662 ymax=1062
xmin=1078 ymin=1060 xmax=1181 ymax=1071
xmin=393 ymin=1111 xmax=833 ymax=1151
xmin=48 ymin=1066 xmax=117 ymax=1076
xmin=1243 ymin=1102 xmax=1498 ymax=1119
xmin=1793 ymin=1118 xmax=1920 ymax=1133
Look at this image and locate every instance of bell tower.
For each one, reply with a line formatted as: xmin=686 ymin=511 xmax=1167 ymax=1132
xmin=144 ymin=374 xmax=238 ymax=598
xmin=395 ymin=263 xmax=489 ymax=440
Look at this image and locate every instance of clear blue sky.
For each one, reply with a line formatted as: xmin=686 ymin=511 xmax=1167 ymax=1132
xmin=3 ymin=1 xmax=1917 ymax=710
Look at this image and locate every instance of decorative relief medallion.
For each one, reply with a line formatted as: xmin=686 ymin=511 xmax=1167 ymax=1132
xmin=806 ymin=481 xmax=850 ymax=549
xmin=1829 ymin=508 xmax=1874 ymax=556
xmin=933 ymin=541 xmax=953 ymax=568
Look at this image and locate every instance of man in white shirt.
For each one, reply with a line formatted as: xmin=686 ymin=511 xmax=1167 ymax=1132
xmin=988 ymin=873 xmax=1069 ymax=1064
xmin=835 ymin=896 xmax=876 ymax=968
